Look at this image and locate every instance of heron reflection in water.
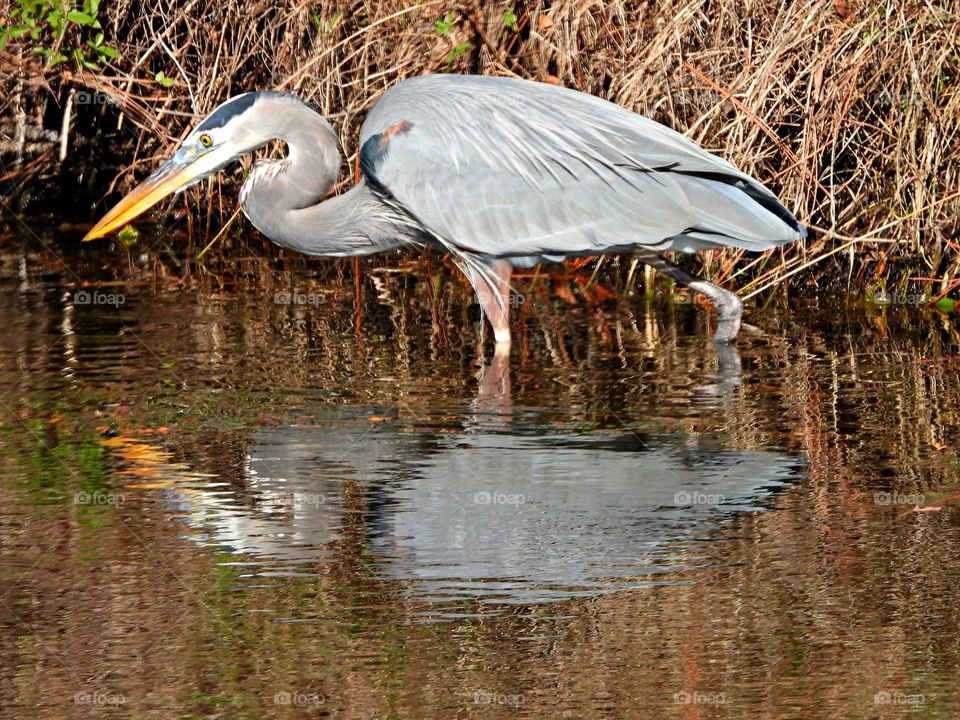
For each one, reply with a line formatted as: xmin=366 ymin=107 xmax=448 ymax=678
xmin=85 ymin=74 xmax=805 ymax=368
xmin=126 ymin=402 xmax=803 ymax=610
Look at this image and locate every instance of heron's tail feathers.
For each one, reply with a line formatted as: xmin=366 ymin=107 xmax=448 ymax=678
xmin=670 ymin=171 xmax=806 ymax=252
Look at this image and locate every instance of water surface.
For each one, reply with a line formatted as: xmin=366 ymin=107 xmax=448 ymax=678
xmin=1 ymin=233 xmax=959 ymax=718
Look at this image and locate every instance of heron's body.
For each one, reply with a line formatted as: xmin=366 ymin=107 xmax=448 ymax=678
xmin=86 ymin=74 xmax=805 ymax=348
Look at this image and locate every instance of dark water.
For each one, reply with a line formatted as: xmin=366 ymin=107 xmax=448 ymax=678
xmin=2 ymin=235 xmax=960 ymax=718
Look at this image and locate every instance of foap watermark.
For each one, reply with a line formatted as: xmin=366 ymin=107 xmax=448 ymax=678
xmin=874 ymin=491 xmax=925 ymax=506
xmin=664 ymin=89 xmax=723 ymax=110
xmin=874 ymin=690 xmax=925 ymax=706
xmin=473 ymin=690 xmax=525 ymax=707
xmin=273 ymin=690 xmax=325 ymax=707
xmin=873 ymin=91 xmax=924 ymax=108
xmin=473 ymin=490 xmax=525 ymax=508
xmin=73 ymin=90 xmax=110 ymax=106
xmin=673 ymin=690 xmax=727 ymax=705
xmin=673 ymin=490 xmax=725 ymax=507
xmin=264 ymin=492 xmax=326 ymax=509
xmin=274 ymin=290 xmax=324 ymax=307
xmin=865 ymin=287 xmax=928 ymax=306
xmin=74 ymin=690 xmax=126 ymax=706
xmin=488 ymin=91 xmax=535 ymax=113
xmin=475 ymin=291 xmax=527 ymax=308
xmin=74 ymin=491 xmax=125 ymax=507
xmin=73 ymin=289 xmax=125 ymax=307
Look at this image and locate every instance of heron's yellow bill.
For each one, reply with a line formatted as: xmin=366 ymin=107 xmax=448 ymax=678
xmin=83 ymin=157 xmax=201 ymax=241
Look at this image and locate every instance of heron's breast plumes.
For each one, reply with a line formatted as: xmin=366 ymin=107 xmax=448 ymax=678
xmin=239 ymin=160 xmax=288 ymax=207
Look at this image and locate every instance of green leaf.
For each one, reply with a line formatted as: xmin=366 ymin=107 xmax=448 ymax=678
xmin=434 ymin=13 xmax=455 ymax=35
xmin=117 ymin=226 xmax=139 ymax=247
xmin=321 ymin=11 xmax=341 ymax=35
xmin=933 ymin=297 xmax=956 ymax=313
xmin=155 ymin=71 xmax=174 ymax=88
xmin=97 ymin=45 xmax=118 ymax=59
xmin=66 ymin=10 xmax=95 ymax=25
xmin=502 ymin=10 xmax=518 ymax=31
xmin=446 ymin=41 xmax=471 ymax=67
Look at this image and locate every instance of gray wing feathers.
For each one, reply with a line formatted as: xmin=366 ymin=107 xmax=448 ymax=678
xmin=361 ymin=75 xmax=803 ymax=259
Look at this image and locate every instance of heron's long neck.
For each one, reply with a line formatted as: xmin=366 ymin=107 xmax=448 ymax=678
xmin=240 ymin=108 xmax=407 ymax=257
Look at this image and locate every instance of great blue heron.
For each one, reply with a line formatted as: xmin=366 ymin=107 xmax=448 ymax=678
xmin=85 ymin=74 xmax=805 ymax=348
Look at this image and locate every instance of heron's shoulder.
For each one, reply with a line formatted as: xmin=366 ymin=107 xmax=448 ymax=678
xmin=374 ymin=73 xmax=577 ymax=105
xmin=363 ymin=74 xmax=634 ymax=136
xmin=362 ymin=75 xmax=527 ymax=138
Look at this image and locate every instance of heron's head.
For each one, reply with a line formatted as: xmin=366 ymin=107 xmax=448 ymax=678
xmin=84 ymin=92 xmax=308 ymax=241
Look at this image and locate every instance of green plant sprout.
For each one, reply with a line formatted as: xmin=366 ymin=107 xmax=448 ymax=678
xmin=446 ymin=41 xmax=470 ymax=67
xmin=0 ymin=0 xmax=120 ymax=68
xmin=310 ymin=10 xmax=341 ymax=36
xmin=155 ymin=71 xmax=175 ymax=88
xmin=434 ymin=13 xmax=455 ymax=36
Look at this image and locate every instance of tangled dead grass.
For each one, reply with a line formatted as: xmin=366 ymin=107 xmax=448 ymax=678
xmin=1 ymin=0 xmax=958 ymax=299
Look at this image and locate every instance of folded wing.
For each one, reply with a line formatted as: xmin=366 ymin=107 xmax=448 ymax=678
xmin=360 ymin=75 xmax=804 ymax=261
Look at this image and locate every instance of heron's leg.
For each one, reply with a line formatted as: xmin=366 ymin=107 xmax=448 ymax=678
xmin=465 ymin=258 xmax=514 ymax=350
xmin=634 ymin=250 xmax=744 ymax=344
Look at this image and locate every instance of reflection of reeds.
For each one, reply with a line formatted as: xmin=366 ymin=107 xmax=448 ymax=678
xmin=2 ymin=1 xmax=958 ymax=300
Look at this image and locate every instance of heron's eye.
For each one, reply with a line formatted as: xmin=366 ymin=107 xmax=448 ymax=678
xmin=199 ymin=134 xmax=213 ymax=148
